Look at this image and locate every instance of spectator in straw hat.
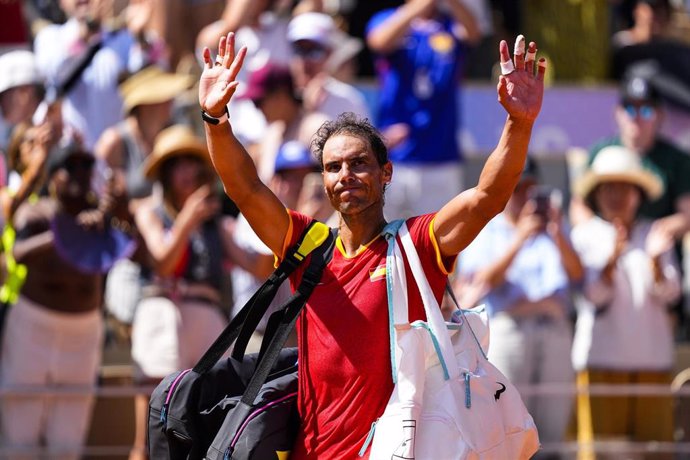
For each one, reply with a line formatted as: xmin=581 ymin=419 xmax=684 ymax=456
xmin=570 ymin=145 xmax=681 ymax=453
xmin=129 ymin=124 xmax=230 ymax=459
xmin=578 ymin=71 xmax=690 ymax=238
xmin=95 ymin=66 xmax=194 ymax=202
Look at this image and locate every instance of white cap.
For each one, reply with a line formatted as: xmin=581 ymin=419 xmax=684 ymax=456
xmin=0 ymin=51 xmax=43 ymax=94
xmin=287 ymin=12 xmax=336 ymax=48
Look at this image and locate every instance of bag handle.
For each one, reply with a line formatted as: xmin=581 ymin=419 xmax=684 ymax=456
xmin=383 ymin=221 xmax=459 ymax=382
xmin=192 ymin=221 xmax=330 ymax=374
xmin=397 ymin=223 xmax=459 ymax=380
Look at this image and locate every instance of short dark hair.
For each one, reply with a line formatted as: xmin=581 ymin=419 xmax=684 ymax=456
xmin=310 ymin=113 xmax=388 ymax=170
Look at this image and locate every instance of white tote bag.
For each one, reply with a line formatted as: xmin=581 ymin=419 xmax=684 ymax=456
xmin=361 ymin=221 xmax=539 ymax=460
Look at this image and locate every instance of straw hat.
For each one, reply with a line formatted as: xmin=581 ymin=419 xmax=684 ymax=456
xmin=574 ymin=145 xmax=663 ymax=202
xmin=142 ymin=125 xmax=211 ymax=180
xmin=119 ymin=66 xmax=193 ymax=114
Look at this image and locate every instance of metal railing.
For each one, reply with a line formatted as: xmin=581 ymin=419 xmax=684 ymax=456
xmin=0 ymin=380 xmax=689 ymax=458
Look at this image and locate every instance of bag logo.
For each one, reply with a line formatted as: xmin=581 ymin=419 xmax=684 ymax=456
xmin=494 ymin=382 xmax=506 ymax=401
xmin=276 ymin=451 xmax=291 ymax=460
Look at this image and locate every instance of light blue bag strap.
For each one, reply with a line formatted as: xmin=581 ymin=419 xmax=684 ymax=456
xmin=382 ymin=219 xmax=404 ymax=383
xmin=446 ymin=284 xmax=488 ymax=361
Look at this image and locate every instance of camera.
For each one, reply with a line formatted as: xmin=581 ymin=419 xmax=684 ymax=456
xmin=528 ymin=186 xmax=562 ymax=218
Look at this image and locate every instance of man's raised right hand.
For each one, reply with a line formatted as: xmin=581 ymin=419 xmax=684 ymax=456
xmin=199 ymin=32 xmax=247 ymax=118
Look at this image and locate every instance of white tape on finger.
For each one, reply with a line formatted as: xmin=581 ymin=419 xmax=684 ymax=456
xmin=526 ymin=50 xmax=537 ymax=62
xmin=215 ymin=55 xmax=224 ymax=65
xmin=514 ymin=34 xmax=526 ymax=56
xmin=500 ymin=60 xmax=515 ymax=75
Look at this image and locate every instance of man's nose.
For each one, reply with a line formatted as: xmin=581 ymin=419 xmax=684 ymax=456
xmin=338 ymin=164 xmax=355 ymax=182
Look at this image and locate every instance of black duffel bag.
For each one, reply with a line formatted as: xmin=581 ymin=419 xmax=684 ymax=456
xmin=148 ymin=222 xmax=335 ymax=459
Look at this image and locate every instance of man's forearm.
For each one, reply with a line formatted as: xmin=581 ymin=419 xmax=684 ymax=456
xmin=203 ymin=119 xmax=289 ymax=255
xmin=476 ymin=117 xmax=534 ymax=216
xmin=205 ymin=120 xmax=265 ymax=206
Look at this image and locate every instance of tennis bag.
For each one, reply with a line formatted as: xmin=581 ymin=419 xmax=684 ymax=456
xmin=148 ymin=221 xmax=335 ymax=459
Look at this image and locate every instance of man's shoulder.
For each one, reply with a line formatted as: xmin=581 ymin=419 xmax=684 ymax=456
xmin=651 ymin=138 xmax=690 ymax=161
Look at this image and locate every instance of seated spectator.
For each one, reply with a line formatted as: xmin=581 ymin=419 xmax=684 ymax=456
xmin=570 ymin=145 xmax=681 ymax=457
xmin=456 ymin=157 xmax=582 ymax=455
xmin=0 ymin=141 xmax=131 ymax=459
xmin=129 ymin=125 xmax=229 ymax=459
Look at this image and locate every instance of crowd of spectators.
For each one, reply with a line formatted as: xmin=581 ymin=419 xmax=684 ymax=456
xmin=0 ymin=0 xmax=690 ymax=458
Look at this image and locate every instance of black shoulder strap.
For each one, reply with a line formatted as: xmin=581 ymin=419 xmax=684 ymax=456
xmin=191 ymin=221 xmax=328 ymax=374
xmin=230 ymin=225 xmax=336 ymax=361
xmin=237 ymin=227 xmax=337 ymax=406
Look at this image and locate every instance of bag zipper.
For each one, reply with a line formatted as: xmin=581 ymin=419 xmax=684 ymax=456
xmin=464 ymin=372 xmax=472 ymax=409
xmin=358 ymin=418 xmax=379 ymax=457
xmin=160 ymin=369 xmax=192 ymax=425
xmin=223 ymin=391 xmax=298 ymax=460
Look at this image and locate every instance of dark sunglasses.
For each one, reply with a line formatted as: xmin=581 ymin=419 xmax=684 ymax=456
xmin=291 ymin=44 xmax=328 ymax=61
xmin=624 ymin=104 xmax=656 ymax=120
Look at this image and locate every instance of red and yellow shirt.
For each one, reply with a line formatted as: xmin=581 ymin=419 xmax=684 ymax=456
xmin=282 ymin=210 xmax=454 ymax=460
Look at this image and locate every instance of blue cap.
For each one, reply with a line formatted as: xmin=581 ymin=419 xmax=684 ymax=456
xmin=274 ymin=141 xmax=316 ymax=173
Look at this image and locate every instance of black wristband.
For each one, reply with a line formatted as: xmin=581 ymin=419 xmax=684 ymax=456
xmin=201 ymin=107 xmax=229 ymax=125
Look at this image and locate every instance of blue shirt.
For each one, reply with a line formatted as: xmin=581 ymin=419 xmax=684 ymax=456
xmin=457 ymin=214 xmax=569 ymax=316
xmin=366 ymin=9 xmax=464 ymax=164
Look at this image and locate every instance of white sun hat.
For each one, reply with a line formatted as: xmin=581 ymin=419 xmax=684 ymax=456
xmin=574 ymin=145 xmax=663 ymax=202
xmin=0 ymin=50 xmax=43 ymax=95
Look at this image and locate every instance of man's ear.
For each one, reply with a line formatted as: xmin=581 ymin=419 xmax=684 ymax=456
xmin=382 ymin=161 xmax=393 ymax=184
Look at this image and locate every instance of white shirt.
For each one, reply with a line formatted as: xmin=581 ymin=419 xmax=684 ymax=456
xmin=34 ymin=19 xmax=133 ymax=149
xmin=570 ymin=217 xmax=680 ymax=371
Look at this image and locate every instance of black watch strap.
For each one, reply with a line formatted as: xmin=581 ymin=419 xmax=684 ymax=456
xmin=201 ymin=107 xmax=229 ymax=125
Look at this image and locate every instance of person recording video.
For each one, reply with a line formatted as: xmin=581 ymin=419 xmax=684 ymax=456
xmin=454 ymin=156 xmax=583 ymax=450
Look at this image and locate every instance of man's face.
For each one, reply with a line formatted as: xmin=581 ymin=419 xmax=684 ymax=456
xmin=290 ymin=40 xmax=330 ymax=90
xmin=321 ymin=134 xmax=391 ymax=216
xmin=60 ymin=0 xmax=103 ymax=22
xmin=615 ymin=100 xmax=660 ymax=154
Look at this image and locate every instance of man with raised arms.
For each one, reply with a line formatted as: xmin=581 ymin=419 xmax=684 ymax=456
xmin=198 ymin=32 xmax=545 ymax=460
